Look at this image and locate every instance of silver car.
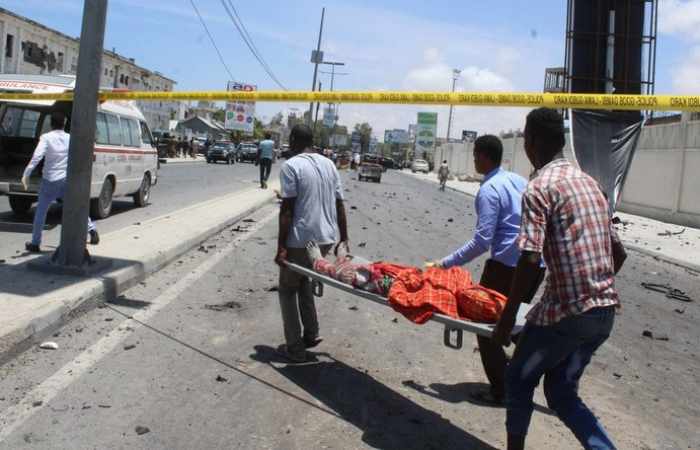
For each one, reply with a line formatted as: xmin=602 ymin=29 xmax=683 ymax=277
xmin=411 ymin=159 xmax=430 ymax=173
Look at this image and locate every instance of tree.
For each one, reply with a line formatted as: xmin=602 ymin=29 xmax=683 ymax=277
xmin=212 ymin=108 xmax=225 ymax=123
xmin=354 ymin=122 xmax=372 ymax=153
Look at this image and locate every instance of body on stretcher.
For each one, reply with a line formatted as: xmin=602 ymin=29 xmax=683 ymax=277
xmin=285 ymin=262 xmax=533 ymax=350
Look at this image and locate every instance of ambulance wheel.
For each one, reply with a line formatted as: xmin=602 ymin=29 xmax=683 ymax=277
xmin=132 ymin=173 xmax=151 ymax=207
xmin=9 ymin=195 xmax=33 ymax=216
xmin=91 ymin=177 xmax=114 ymax=219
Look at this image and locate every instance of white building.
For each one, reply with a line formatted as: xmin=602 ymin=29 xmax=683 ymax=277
xmin=0 ymin=7 xmax=177 ymax=131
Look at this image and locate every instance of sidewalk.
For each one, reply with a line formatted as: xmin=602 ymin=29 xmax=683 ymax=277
xmin=401 ymin=170 xmax=700 ymax=272
xmin=0 ymin=183 xmax=279 ymax=362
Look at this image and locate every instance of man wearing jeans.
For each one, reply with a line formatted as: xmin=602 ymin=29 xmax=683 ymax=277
xmin=427 ymin=135 xmax=544 ymax=406
xmin=22 ymin=112 xmax=99 ymax=253
xmin=274 ymin=124 xmax=348 ymax=363
xmin=257 ymin=132 xmax=274 ymax=189
xmin=493 ymin=108 xmax=627 ymax=450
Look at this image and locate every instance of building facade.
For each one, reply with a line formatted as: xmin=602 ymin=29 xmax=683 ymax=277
xmin=0 ymin=7 xmax=177 ymax=131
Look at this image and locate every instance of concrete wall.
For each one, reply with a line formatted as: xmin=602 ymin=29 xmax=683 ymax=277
xmin=435 ymin=119 xmax=700 ymax=229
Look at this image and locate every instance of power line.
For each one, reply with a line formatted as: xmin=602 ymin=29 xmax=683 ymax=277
xmin=189 ymin=0 xmax=235 ymax=81
xmin=220 ymin=0 xmax=288 ymax=90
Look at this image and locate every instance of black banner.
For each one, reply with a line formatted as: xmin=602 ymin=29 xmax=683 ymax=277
xmin=570 ymin=110 xmax=644 ymax=213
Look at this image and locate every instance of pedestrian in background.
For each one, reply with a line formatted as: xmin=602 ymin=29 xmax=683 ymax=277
xmin=426 ymin=135 xmax=543 ymax=406
xmin=437 ymin=160 xmax=450 ymax=191
xmin=190 ymin=138 xmax=197 ymax=159
xmin=21 ymin=112 xmax=99 ymax=253
xmin=274 ymin=124 xmax=349 ymax=363
xmin=257 ymin=132 xmax=275 ymax=189
xmin=493 ymin=108 xmax=627 ymax=450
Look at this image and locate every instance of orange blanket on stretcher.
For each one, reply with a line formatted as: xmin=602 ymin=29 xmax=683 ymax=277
xmin=386 ymin=266 xmax=507 ymax=324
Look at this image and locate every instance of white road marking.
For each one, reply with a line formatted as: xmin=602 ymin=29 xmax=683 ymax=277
xmin=0 ymin=207 xmax=277 ymax=442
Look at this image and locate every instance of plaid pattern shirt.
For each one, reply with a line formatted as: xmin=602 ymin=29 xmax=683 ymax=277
xmin=518 ymin=158 xmax=620 ymax=326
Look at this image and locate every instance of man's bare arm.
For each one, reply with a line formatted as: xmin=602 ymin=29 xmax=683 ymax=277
xmin=275 ymin=198 xmax=295 ymax=265
xmin=336 ymin=199 xmax=349 ymax=243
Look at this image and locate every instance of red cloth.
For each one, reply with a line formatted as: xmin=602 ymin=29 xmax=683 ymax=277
xmin=387 ymin=266 xmax=507 ymax=324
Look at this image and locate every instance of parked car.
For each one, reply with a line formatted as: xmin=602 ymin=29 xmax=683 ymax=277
xmin=237 ymin=143 xmax=259 ymax=163
xmin=206 ymin=141 xmax=236 ymax=164
xmin=280 ymin=144 xmax=292 ymax=159
xmin=358 ymin=163 xmax=382 ymax=183
xmin=411 ymin=159 xmax=430 ymax=173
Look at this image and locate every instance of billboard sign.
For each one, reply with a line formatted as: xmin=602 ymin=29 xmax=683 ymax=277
xmin=384 ymin=129 xmax=409 ymax=144
xmin=323 ymin=107 xmax=336 ymax=128
xmin=415 ymin=112 xmax=438 ymax=155
xmin=225 ymin=81 xmax=256 ymax=134
xmin=330 ymin=134 xmax=348 ymax=147
xmin=462 ymin=130 xmax=478 ymax=142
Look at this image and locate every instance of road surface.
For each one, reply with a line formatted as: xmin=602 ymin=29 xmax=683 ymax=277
xmin=0 ymin=170 xmax=697 ymax=449
xmin=0 ymin=160 xmax=276 ymax=259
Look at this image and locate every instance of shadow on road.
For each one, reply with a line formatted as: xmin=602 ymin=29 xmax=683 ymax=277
xmin=250 ymin=345 xmax=499 ymax=450
xmin=403 ymin=379 xmax=556 ymax=416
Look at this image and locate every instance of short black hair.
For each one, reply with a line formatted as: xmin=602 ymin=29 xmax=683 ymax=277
xmin=473 ymin=134 xmax=503 ymax=165
xmin=525 ymin=108 xmax=565 ymax=152
xmin=290 ymin=124 xmax=313 ymax=151
xmin=50 ymin=112 xmax=66 ymax=130
xmin=264 ymin=131 xmax=272 ymax=139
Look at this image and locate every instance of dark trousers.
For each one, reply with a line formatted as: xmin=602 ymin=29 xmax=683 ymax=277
xmin=477 ymin=259 xmax=544 ymax=398
xmin=259 ymin=158 xmax=272 ymax=186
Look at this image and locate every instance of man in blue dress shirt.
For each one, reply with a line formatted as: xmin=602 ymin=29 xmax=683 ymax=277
xmin=427 ymin=134 xmax=544 ymax=405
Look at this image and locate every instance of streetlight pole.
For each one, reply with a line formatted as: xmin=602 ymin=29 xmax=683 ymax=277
xmin=446 ymin=68 xmax=461 ymax=142
xmin=319 ymin=61 xmax=347 ymax=135
xmin=307 ymin=7 xmax=325 ymax=126
xmin=56 ymin=0 xmax=108 ymax=268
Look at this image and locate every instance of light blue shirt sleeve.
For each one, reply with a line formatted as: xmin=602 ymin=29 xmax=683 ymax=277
xmin=280 ymin=162 xmax=297 ymax=198
xmin=441 ymin=186 xmax=500 ymax=268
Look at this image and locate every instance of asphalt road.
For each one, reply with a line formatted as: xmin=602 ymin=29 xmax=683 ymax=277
xmin=0 ymin=170 xmax=697 ymax=449
xmin=0 ymin=160 xmax=277 ymax=260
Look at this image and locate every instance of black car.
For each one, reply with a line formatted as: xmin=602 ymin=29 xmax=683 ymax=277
xmin=237 ymin=143 xmax=259 ymax=163
xmin=207 ymin=142 xmax=236 ymax=164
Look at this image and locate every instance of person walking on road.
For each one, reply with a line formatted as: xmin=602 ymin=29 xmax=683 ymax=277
xmin=493 ymin=108 xmax=627 ymax=450
xmin=21 ymin=112 xmax=99 ymax=253
xmin=257 ymin=132 xmax=275 ymax=189
xmin=437 ymin=160 xmax=450 ymax=191
xmin=426 ymin=135 xmax=544 ymax=406
xmin=274 ymin=124 xmax=349 ymax=363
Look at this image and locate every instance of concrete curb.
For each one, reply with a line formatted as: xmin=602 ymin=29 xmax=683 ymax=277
xmin=397 ymin=170 xmax=700 ymax=274
xmin=0 ymin=192 xmax=276 ymax=364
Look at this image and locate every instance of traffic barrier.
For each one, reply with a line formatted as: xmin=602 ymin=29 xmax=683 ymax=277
xmin=1 ymin=90 xmax=699 ymax=111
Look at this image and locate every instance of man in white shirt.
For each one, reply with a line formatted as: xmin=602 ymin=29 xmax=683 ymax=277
xmin=22 ymin=112 xmax=99 ymax=253
xmin=275 ymin=124 xmax=349 ymax=363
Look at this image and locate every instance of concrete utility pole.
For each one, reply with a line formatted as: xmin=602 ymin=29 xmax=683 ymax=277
xmin=446 ymin=68 xmax=461 ymax=142
xmin=307 ymin=7 xmax=325 ymax=126
xmin=56 ymin=0 xmax=108 ymax=268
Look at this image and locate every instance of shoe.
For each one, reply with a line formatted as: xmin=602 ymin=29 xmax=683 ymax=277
xmin=303 ymin=335 xmax=323 ymax=349
xmin=276 ymin=344 xmax=307 ymax=363
xmin=89 ymin=229 xmax=100 ymax=245
xmin=25 ymin=242 xmax=40 ymax=253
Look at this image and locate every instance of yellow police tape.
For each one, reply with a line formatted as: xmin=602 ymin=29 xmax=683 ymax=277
xmin=2 ymin=90 xmax=700 ymax=111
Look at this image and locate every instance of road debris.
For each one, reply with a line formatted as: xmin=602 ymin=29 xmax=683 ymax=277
xmin=358 ymin=242 xmax=367 ymax=248
xmin=32 ymin=401 xmax=42 ymax=407
xmin=657 ymin=228 xmax=685 ymax=237
xmin=216 ymin=375 xmax=228 ymax=382
xmin=641 ymin=282 xmax=693 ymax=302
xmin=39 ymin=341 xmax=59 ymax=350
xmin=124 ymin=344 xmax=137 ymax=351
xmin=242 ymin=218 xmax=256 ymax=223
xmin=204 ymin=301 xmax=242 ymax=311
xmin=135 ymin=426 xmax=150 ymax=436
xmin=267 ymin=286 xmax=279 ymax=292
xmin=642 ymin=330 xmax=654 ymax=339
xmin=348 ymin=306 xmax=359 ymax=311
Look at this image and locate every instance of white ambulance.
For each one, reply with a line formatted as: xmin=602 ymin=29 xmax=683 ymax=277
xmin=0 ymin=74 xmax=158 ymax=219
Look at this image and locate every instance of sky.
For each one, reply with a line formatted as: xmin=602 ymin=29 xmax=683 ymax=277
xmin=4 ymin=0 xmax=699 ymax=139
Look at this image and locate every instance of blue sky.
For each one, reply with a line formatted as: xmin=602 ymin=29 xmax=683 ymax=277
xmin=5 ymin=0 xmax=699 ymax=137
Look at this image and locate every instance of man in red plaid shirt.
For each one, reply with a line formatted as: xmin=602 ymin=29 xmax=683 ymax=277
xmin=493 ymin=108 xmax=627 ymax=450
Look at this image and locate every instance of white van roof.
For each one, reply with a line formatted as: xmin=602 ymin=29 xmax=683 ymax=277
xmin=0 ymin=74 xmax=146 ymax=122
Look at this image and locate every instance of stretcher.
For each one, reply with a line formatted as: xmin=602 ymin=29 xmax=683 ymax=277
xmin=286 ymin=262 xmax=533 ymax=350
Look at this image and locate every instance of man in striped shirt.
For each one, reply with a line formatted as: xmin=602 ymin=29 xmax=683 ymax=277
xmin=493 ymin=108 xmax=627 ymax=450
